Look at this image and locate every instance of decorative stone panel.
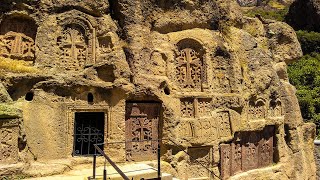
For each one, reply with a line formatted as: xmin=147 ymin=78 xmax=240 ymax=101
xmin=0 ymin=119 xmax=19 ymax=164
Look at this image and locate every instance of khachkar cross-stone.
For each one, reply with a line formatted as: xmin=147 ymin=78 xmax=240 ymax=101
xmin=58 ymin=28 xmax=87 ymax=70
xmin=0 ymin=31 xmax=35 ymax=60
xmin=176 ymin=48 xmax=202 ymax=90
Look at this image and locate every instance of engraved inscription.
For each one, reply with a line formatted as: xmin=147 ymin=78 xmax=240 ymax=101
xmin=125 ymin=103 xmax=160 ymax=161
xmin=58 ymin=27 xmax=88 ymax=70
xmin=176 ymin=48 xmax=203 ymax=90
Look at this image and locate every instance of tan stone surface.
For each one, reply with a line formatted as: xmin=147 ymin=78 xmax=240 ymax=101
xmin=0 ymin=0 xmax=316 ymax=179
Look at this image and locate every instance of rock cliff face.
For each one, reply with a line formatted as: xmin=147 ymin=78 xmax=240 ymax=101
xmin=286 ymin=0 xmax=320 ymax=31
xmin=0 ymin=0 xmax=316 ymax=179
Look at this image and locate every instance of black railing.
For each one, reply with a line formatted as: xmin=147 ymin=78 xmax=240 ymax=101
xmin=92 ymin=138 xmax=220 ymax=180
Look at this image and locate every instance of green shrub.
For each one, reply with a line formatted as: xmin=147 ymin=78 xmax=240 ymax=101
xmin=288 ymin=53 xmax=320 ymax=136
xmin=296 ymin=30 xmax=320 ymax=54
xmin=244 ymin=7 xmax=289 ymax=21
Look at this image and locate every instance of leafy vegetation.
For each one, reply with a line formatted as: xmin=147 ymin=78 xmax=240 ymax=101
xmin=296 ymin=30 xmax=320 ymax=54
xmin=288 ymin=53 xmax=320 ymax=137
xmin=244 ymin=7 xmax=289 ymax=21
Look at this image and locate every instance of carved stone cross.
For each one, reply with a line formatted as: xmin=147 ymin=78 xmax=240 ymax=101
xmin=176 ymin=48 xmax=202 ymax=89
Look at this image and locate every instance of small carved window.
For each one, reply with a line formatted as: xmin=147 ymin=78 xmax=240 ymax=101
xmin=175 ymin=39 xmax=205 ymax=91
xmin=0 ymin=17 xmax=37 ymax=61
xmin=57 ymin=25 xmax=88 ymax=70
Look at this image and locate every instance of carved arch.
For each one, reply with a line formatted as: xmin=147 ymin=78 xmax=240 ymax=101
xmin=248 ymin=97 xmax=266 ymax=120
xmin=0 ymin=16 xmax=37 ymax=61
xmin=57 ymin=16 xmax=96 ymax=70
xmin=174 ymin=38 xmax=206 ymax=91
xmin=269 ymin=98 xmax=282 ymax=117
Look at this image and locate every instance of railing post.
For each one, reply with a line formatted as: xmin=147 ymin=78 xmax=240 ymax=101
xmin=93 ymin=154 xmax=97 ymax=179
xmin=157 ymin=139 xmax=161 ymax=179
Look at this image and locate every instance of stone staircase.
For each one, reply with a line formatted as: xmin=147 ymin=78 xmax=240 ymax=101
xmin=26 ymin=163 xmax=174 ymax=180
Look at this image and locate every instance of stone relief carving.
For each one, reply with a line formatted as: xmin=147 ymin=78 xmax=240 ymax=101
xmin=268 ymin=98 xmax=282 ymax=117
xmin=180 ymin=98 xmax=212 ymax=118
xmin=212 ymin=67 xmax=231 ymax=92
xmin=98 ymin=35 xmax=113 ymax=54
xmin=197 ymin=98 xmax=212 ymax=117
xmin=217 ymin=111 xmax=232 ymax=138
xmin=0 ymin=119 xmax=19 ymax=163
xmin=125 ymin=103 xmax=160 ymax=161
xmin=175 ymin=39 xmax=205 ymax=91
xmin=58 ymin=27 xmax=88 ymax=70
xmin=57 ymin=17 xmax=96 ymax=70
xmin=181 ymin=98 xmax=195 ymax=118
xmin=220 ymin=126 xmax=275 ymax=179
xmin=248 ymin=98 xmax=266 ymax=120
xmin=0 ymin=18 xmax=37 ymax=61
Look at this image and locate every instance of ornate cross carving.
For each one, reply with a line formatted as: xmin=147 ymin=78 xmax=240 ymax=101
xmin=58 ymin=28 xmax=87 ymax=70
xmin=176 ymin=48 xmax=202 ymax=90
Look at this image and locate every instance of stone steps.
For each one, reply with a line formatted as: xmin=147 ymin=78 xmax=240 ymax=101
xmin=26 ymin=163 xmax=173 ymax=180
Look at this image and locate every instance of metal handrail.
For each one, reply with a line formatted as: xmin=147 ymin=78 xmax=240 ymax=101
xmin=93 ymin=138 xmax=220 ymax=179
xmin=93 ymin=144 xmax=130 ymax=180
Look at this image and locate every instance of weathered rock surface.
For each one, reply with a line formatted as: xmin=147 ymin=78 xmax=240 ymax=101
xmin=0 ymin=0 xmax=316 ymax=179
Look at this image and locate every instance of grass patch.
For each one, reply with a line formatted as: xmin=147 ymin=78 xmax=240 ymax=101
xmin=244 ymin=6 xmax=289 ymax=22
xmin=0 ymin=57 xmax=39 ymax=74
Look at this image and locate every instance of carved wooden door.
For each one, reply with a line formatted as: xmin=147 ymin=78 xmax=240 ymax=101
xmin=125 ymin=102 xmax=160 ymax=161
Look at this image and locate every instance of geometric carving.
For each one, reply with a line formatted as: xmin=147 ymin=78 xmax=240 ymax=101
xmin=212 ymin=67 xmax=231 ymax=93
xmin=0 ymin=17 xmax=37 ymax=61
xmin=241 ymin=132 xmax=260 ymax=171
xmin=248 ymin=98 xmax=266 ymax=120
xmin=269 ymin=99 xmax=282 ymax=117
xmin=176 ymin=48 xmax=203 ymax=90
xmin=217 ymin=111 xmax=232 ymax=138
xmin=180 ymin=98 xmax=212 ymax=118
xmin=181 ymin=98 xmax=195 ymax=118
xmin=231 ymin=142 xmax=242 ymax=175
xmin=57 ymin=26 xmax=88 ymax=70
xmin=175 ymin=39 xmax=205 ymax=91
xmin=125 ymin=102 xmax=160 ymax=161
xmin=197 ymin=98 xmax=212 ymax=117
xmin=220 ymin=126 xmax=275 ymax=179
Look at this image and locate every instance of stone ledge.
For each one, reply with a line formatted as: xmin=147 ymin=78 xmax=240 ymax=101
xmin=0 ymin=103 xmax=21 ymax=119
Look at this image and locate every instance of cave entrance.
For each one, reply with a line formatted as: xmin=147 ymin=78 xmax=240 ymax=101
xmin=73 ymin=112 xmax=104 ymax=156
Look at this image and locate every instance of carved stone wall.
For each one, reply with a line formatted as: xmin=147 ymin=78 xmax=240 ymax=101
xmin=220 ymin=126 xmax=275 ymax=179
xmin=0 ymin=119 xmax=19 ymax=164
xmin=0 ymin=17 xmax=37 ymax=61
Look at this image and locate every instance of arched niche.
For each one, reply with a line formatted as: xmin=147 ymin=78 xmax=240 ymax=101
xmin=0 ymin=16 xmax=37 ymax=61
xmin=174 ymin=38 xmax=206 ymax=91
xmin=269 ymin=98 xmax=282 ymax=117
xmin=57 ymin=16 xmax=96 ymax=70
xmin=248 ymin=97 xmax=266 ymax=120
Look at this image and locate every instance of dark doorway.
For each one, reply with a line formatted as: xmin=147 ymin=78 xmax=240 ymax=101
xmin=73 ymin=112 xmax=105 ymax=156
